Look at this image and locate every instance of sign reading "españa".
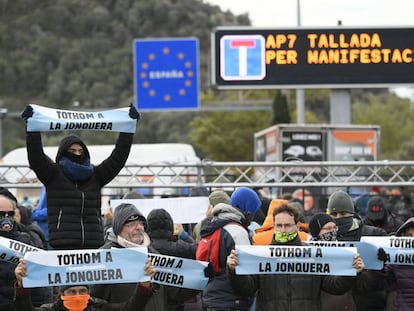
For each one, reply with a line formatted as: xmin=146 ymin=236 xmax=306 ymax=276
xmin=212 ymin=27 xmax=414 ymax=89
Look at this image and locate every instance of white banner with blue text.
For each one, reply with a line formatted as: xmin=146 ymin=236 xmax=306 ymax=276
xmin=308 ymin=241 xmax=383 ymax=270
xmin=26 ymin=104 xmax=136 ymax=133
xmin=235 ymin=245 xmax=357 ymax=276
xmin=0 ymin=236 xmax=43 ymax=265
xmin=150 ymin=253 xmax=208 ymax=290
xmin=361 ymin=236 xmax=414 ymax=266
xmin=23 ymin=247 xmax=149 ymax=288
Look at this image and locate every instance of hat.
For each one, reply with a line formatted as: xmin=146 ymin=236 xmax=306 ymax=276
xmin=0 ymin=187 xmax=17 ymax=203
xmin=326 ymin=191 xmax=354 ymax=215
xmin=308 ymin=213 xmax=335 ymax=238
xmin=59 ymin=285 xmax=89 ymax=293
xmin=122 ymin=190 xmax=145 ymax=200
xmin=147 ymin=208 xmax=174 ymax=234
xmin=230 ymin=187 xmax=261 ymax=217
xmin=112 ymin=203 xmax=146 ymax=235
xmin=209 ymin=190 xmax=230 ymax=207
xmin=365 ymin=196 xmax=387 ymax=223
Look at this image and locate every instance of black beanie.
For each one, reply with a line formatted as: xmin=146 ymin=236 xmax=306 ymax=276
xmin=308 ymin=213 xmax=335 ymax=238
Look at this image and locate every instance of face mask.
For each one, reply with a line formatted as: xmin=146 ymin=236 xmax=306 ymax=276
xmin=61 ymin=294 xmax=90 ymax=311
xmin=65 ymin=152 xmax=86 ymax=164
xmin=0 ymin=217 xmax=14 ymax=231
xmin=318 ymin=230 xmax=338 ymax=241
xmin=335 ymin=216 xmax=354 ymax=236
xmin=274 ymin=231 xmax=298 ymax=243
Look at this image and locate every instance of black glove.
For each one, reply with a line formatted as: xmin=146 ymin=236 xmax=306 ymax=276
xmin=377 ymin=247 xmax=389 ymax=262
xmin=128 ymin=103 xmax=140 ymax=120
xmin=203 ymin=262 xmax=215 ymax=278
xmin=21 ymin=105 xmax=33 ymax=122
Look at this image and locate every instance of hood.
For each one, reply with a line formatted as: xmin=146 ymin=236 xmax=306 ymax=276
xmin=147 ymin=208 xmax=174 ymax=235
xmin=212 ymin=203 xmax=245 ymax=224
xmin=396 ymin=217 xmax=414 ymax=236
xmin=254 ymin=199 xmax=289 ymax=233
xmin=55 ymin=134 xmax=90 ymax=162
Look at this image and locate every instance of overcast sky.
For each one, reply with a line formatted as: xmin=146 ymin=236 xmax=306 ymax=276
xmin=205 ymin=0 xmax=414 ymax=27
xmin=204 ymin=0 xmax=414 ymax=99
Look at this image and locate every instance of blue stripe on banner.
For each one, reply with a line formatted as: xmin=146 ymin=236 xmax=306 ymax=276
xmin=308 ymin=241 xmax=384 ymax=270
xmin=235 ymin=245 xmax=357 ymax=276
xmin=26 ymin=104 xmax=137 ymax=133
xmin=361 ymin=236 xmax=414 ymax=266
xmin=0 ymin=236 xmax=44 ymax=264
xmin=23 ymin=248 xmax=149 ymax=288
xmin=150 ymin=253 xmax=208 ymax=290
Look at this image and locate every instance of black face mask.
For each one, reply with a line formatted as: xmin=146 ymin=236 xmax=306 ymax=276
xmin=0 ymin=217 xmax=14 ymax=232
xmin=65 ymin=152 xmax=86 ymax=164
xmin=335 ymin=216 xmax=354 ymax=236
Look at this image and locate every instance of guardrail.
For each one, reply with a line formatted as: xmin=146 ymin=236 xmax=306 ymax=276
xmin=1 ymin=161 xmax=413 ymax=191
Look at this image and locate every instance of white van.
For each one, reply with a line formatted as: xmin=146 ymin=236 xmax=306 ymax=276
xmin=0 ymin=143 xmax=202 ymax=210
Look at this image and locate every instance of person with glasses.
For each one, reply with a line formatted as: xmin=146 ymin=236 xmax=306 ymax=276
xmin=14 ymin=257 xmax=156 ymax=311
xmin=226 ymin=203 xmax=365 ymax=311
xmin=91 ymin=203 xmax=191 ymax=311
xmin=0 ymin=188 xmax=42 ymax=311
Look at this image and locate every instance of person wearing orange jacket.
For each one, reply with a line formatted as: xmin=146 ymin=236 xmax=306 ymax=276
xmin=252 ymin=199 xmax=309 ymax=245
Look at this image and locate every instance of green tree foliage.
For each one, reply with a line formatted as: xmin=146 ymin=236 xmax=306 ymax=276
xmin=190 ymin=111 xmax=271 ymax=161
xmin=271 ymin=90 xmax=290 ymax=124
xmin=0 ymin=0 xmax=249 ymax=154
xmin=353 ymin=92 xmax=414 ymax=160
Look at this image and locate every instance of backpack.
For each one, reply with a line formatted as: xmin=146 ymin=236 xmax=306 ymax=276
xmin=196 ymin=224 xmax=238 ymax=278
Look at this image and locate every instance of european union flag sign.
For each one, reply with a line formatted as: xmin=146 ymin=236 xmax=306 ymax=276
xmin=134 ymin=38 xmax=199 ymax=110
xmin=220 ymin=35 xmax=266 ymax=81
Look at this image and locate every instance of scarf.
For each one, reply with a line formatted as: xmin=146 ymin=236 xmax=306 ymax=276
xmin=59 ymin=156 xmax=94 ymax=181
xmin=117 ymin=232 xmax=151 ymax=248
xmin=274 ymin=231 xmax=298 ymax=243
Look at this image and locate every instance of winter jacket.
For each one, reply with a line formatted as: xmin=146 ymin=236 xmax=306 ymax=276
xmin=253 ymin=199 xmax=309 ymax=245
xmin=227 ymin=234 xmax=357 ymax=311
xmin=26 ymin=131 xmax=133 ymax=249
xmin=146 ymin=208 xmax=197 ymax=259
xmin=379 ymin=217 xmax=414 ymax=311
xmin=14 ymin=284 xmax=153 ymax=311
xmin=0 ymin=226 xmax=33 ymax=311
xmin=337 ymin=217 xmax=388 ymax=311
xmin=31 ymin=186 xmax=49 ymax=243
xmin=146 ymin=208 xmax=200 ymax=310
xmin=200 ymin=203 xmax=253 ymax=311
xmin=91 ymin=231 xmax=194 ymax=311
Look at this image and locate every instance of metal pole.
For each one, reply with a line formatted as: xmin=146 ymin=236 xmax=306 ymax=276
xmin=296 ymin=0 xmax=305 ymax=124
xmin=0 ymin=108 xmax=7 ymax=158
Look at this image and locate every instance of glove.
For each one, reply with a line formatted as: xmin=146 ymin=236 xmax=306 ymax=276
xmin=128 ymin=103 xmax=140 ymax=120
xmin=203 ymin=262 xmax=215 ymax=278
xmin=21 ymin=105 xmax=33 ymax=122
xmin=377 ymin=247 xmax=389 ymax=262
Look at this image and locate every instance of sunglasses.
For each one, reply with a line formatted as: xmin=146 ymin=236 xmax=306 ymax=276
xmin=0 ymin=210 xmax=15 ymax=217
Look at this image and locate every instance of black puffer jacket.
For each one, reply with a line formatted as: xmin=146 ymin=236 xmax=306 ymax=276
xmin=146 ymin=208 xmax=197 ymax=259
xmin=0 ymin=227 xmax=32 ymax=311
xmin=26 ymin=131 xmax=133 ymax=249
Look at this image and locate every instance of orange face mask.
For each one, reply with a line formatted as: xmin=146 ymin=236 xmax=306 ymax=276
xmin=60 ymin=294 xmax=90 ymax=311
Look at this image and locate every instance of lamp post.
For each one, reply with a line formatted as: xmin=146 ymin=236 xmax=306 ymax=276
xmin=296 ymin=0 xmax=305 ymax=124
